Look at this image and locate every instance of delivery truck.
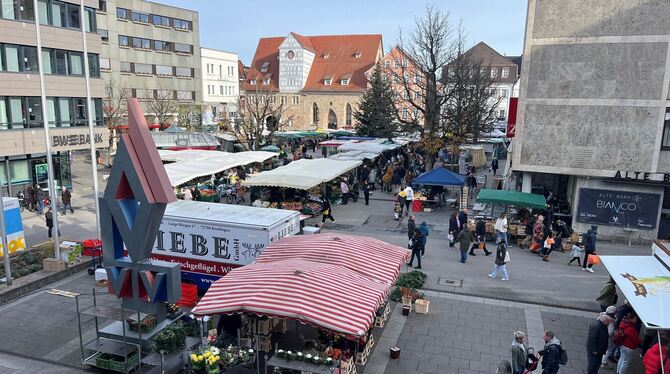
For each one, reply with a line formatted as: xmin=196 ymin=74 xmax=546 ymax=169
xmin=151 ymin=200 xmax=301 ymax=290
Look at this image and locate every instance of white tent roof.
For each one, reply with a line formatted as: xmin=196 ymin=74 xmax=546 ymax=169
xmin=328 ymin=151 xmax=379 ymax=161
xmin=337 ymin=140 xmax=401 ymax=153
xmin=158 ymin=150 xmax=278 ymax=186
xmin=600 ymin=241 xmax=670 ymax=330
xmin=242 ymin=159 xmax=362 ymax=190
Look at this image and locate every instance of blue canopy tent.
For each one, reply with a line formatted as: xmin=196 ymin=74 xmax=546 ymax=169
xmin=413 ymin=167 xmax=465 ymax=186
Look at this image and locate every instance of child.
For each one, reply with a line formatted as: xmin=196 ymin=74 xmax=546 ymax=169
xmin=541 ymin=232 xmax=555 ymax=261
xmin=569 ymin=243 xmax=583 ymax=266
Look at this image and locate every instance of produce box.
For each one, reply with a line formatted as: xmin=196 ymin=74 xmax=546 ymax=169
xmin=415 ymin=299 xmax=430 ymax=314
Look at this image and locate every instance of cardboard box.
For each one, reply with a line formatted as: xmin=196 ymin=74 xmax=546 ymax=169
xmin=43 ymin=258 xmax=67 ymax=272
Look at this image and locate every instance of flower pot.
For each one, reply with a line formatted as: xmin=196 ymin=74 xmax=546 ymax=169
xmin=402 ymin=305 xmax=411 ymax=316
xmin=390 ymin=346 xmax=401 ymax=359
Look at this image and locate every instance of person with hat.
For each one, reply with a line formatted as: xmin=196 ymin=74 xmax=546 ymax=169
xmin=583 ymin=225 xmax=599 ymax=273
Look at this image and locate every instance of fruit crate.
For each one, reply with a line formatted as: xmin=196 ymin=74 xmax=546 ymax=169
xmin=95 ymin=352 xmax=139 ymax=372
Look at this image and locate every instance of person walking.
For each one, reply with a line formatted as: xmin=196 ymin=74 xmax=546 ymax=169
xmin=407 ymin=215 xmax=416 ymax=247
xmin=35 ymin=185 xmax=45 ymax=215
xmin=511 ymin=331 xmax=527 ymax=374
xmin=470 ymin=217 xmax=492 ymax=256
xmin=532 ymin=215 xmax=545 ymax=250
xmin=396 ymin=190 xmax=407 ymax=217
xmin=45 ymin=207 xmax=60 ymax=238
xmin=458 ymin=209 xmax=468 ymax=231
xmin=321 ymin=199 xmax=335 ymax=224
xmin=61 ymin=186 xmax=74 ymax=215
xmin=538 ymin=330 xmax=562 ymax=374
xmin=403 ymin=186 xmax=414 ymax=215
xmin=596 ymin=277 xmax=618 ymax=312
xmin=340 ymin=180 xmax=349 ymax=205
xmin=419 ymin=221 xmax=429 ymax=256
xmin=495 ymin=212 xmax=509 ymax=248
xmin=583 ymin=225 xmax=598 ymax=273
xmin=183 ymin=188 xmax=193 ymax=200
xmin=616 ymin=313 xmax=641 ymax=374
xmin=587 ymin=314 xmax=613 ymax=374
xmin=407 ymin=228 xmax=424 ymax=269
xmin=569 ymin=243 xmax=583 ymax=265
xmin=488 ymin=240 xmax=510 ymax=281
xmin=362 ymin=180 xmax=370 ymax=205
xmin=541 ymin=232 xmax=555 ymax=262
xmin=455 ymin=225 xmax=475 ymax=263
xmin=520 ymin=217 xmax=534 ymax=249
xmin=449 ymin=212 xmax=459 ymax=248
xmin=491 ymin=158 xmax=499 ymax=175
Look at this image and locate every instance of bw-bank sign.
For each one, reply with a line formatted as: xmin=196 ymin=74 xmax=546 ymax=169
xmin=52 ymin=133 xmax=104 ymax=147
xmin=577 ymin=188 xmax=660 ymax=229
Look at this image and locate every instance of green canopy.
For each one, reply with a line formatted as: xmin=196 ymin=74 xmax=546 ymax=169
xmin=476 ymin=189 xmax=547 ymax=209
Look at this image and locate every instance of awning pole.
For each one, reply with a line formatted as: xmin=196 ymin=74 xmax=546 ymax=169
xmin=660 ymin=330 xmax=666 ymax=374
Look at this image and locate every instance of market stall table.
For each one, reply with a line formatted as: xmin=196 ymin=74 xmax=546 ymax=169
xmin=267 ymin=356 xmax=338 ymax=374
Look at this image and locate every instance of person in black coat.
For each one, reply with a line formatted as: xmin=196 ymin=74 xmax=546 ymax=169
xmin=407 ymin=216 xmax=416 ymax=243
xmin=448 ymin=213 xmax=459 ymax=248
xmin=471 ymin=218 xmax=492 ymax=256
xmin=458 ymin=209 xmax=468 ymax=230
xmin=407 ymin=228 xmax=423 ymax=269
xmin=491 ymin=159 xmax=499 ymax=175
xmin=586 ymin=315 xmax=612 ymax=374
xmin=362 ymin=180 xmax=370 ymax=205
xmin=538 ymin=330 xmax=562 ymax=374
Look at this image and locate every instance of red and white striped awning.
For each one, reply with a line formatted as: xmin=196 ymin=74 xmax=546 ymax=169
xmin=255 ymin=233 xmax=411 ymax=285
xmin=191 ymin=260 xmax=389 ymax=337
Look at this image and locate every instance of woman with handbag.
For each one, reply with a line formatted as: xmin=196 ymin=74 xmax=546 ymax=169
xmin=489 ymin=240 xmax=510 ymax=281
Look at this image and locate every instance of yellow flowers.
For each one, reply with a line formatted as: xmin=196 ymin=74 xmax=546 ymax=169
xmin=190 ymin=348 xmax=220 ymax=367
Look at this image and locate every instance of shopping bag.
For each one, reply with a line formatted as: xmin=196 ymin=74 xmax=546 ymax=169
xmin=479 ymin=242 xmax=485 ymax=250
xmin=447 ymin=234 xmax=454 ymax=242
xmin=587 ymin=254 xmax=600 ymax=265
xmin=530 ymin=242 xmax=541 ymax=253
xmin=504 ymin=251 xmax=511 ymax=263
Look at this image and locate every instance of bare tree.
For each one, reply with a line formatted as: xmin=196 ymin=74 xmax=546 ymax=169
xmin=144 ymin=85 xmax=179 ymax=130
xmin=233 ymin=83 xmax=294 ymax=150
xmin=177 ymin=104 xmax=202 ymax=132
xmin=102 ymin=80 xmax=129 ymax=165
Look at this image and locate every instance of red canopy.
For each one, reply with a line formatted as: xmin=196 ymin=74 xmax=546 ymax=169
xmin=192 ymin=260 xmax=388 ymax=338
xmin=255 ymin=233 xmax=411 ymax=285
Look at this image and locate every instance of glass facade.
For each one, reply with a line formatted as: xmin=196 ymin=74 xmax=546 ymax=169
xmin=0 ymin=43 xmax=100 ymax=77
xmin=1 ymin=0 xmax=96 ymax=31
xmin=0 ymin=97 xmax=103 ymax=130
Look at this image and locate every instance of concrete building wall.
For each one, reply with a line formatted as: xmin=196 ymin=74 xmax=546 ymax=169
xmin=97 ymin=0 xmax=201 ymax=118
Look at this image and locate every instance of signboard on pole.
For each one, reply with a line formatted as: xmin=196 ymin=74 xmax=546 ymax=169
xmin=576 ymin=188 xmax=661 ymax=229
xmin=1 ymin=198 xmax=26 ymax=257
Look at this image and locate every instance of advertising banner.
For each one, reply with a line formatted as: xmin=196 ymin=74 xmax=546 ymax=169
xmin=1 ymin=198 xmax=26 ymax=257
xmin=576 ymin=188 xmax=660 ymax=229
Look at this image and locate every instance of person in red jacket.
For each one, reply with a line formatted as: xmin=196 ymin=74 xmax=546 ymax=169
xmin=643 ymin=334 xmax=669 ymax=374
xmin=617 ymin=313 xmax=641 ymax=374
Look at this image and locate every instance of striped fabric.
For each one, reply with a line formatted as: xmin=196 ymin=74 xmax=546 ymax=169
xmin=192 ymin=260 xmax=389 ymax=337
xmin=255 ymin=233 xmax=411 ymax=285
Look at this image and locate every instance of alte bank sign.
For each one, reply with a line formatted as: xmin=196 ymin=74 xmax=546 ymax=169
xmin=614 ymin=171 xmax=670 ymax=184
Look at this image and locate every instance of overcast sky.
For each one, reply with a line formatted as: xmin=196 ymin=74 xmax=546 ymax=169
xmin=158 ymin=0 xmax=528 ymax=64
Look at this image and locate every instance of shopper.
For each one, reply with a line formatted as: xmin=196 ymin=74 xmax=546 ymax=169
xmin=586 ymin=314 xmax=613 ymax=374
xmin=601 ymin=305 xmax=618 ymax=368
xmin=35 ymin=185 xmax=45 ymax=215
xmin=617 ymin=313 xmax=641 ymax=374
xmin=541 ymin=232 xmax=555 ymax=262
xmin=511 ymin=331 xmax=527 ymax=374
xmin=569 ymin=243 xmax=583 ymax=266
xmin=407 ymin=216 xmax=416 ymax=246
xmin=455 ymin=225 xmax=475 ymax=264
xmin=362 ymin=180 xmax=370 ymax=205
xmin=419 ymin=221 xmax=429 ymax=256
xmin=643 ymin=333 xmax=669 ymax=374
xmin=340 ymin=180 xmax=350 ymax=205
xmin=538 ymin=330 xmax=562 ymax=374
xmin=449 ymin=212 xmax=459 ymax=248
xmin=520 ymin=217 xmax=534 ymax=248
xmin=61 ymin=186 xmax=74 ymax=215
xmin=403 ymin=186 xmax=414 ymax=214
xmin=458 ymin=209 xmax=468 ymax=231
xmin=407 ymin=228 xmax=424 ymax=269
xmin=488 ymin=241 xmax=510 ymax=281
xmin=495 ymin=212 xmax=509 ymax=247
xmin=532 ymin=215 xmax=545 ymax=250
xmin=45 ymin=207 xmax=60 ymax=239
xmin=596 ymin=277 xmax=618 ymax=312
xmin=321 ymin=199 xmax=335 ymax=224
xmin=491 ymin=158 xmax=499 ymax=175
xmin=396 ymin=190 xmax=407 ymax=216
xmin=583 ymin=225 xmax=598 ymax=273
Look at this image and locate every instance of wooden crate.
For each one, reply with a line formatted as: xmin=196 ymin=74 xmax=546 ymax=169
xmin=415 ymin=299 xmax=430 ymax=314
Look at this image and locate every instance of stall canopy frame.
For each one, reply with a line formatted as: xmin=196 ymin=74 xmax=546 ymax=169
xmin=242 ymin=159 xmax=361 ymax=190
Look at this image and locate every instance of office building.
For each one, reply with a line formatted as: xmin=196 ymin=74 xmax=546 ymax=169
xmin=201 ymin=48 xmax=239 ymax=127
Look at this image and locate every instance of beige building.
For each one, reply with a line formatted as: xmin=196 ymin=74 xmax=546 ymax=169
xmin=96 ymin=0 xmax=201 ymax=123
xmin=0 ymin=0 xmax=106 ymax=192
xmin=244 ymin=33 xmax=383 ymax=130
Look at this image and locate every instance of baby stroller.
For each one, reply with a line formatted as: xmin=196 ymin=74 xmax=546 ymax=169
xmin=524 ymin=347 xmax=539 ymax=373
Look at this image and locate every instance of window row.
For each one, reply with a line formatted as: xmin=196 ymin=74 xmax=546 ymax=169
xmin=117 ymin=61 xmax=193 ymax=78
xmin=1 ymin=0 xmax=97 ymax=32
xmin=0 ymin=43 xmax=100 ymax=77
xmin=117 ymin=35 xmax=193 ymax=54
xmin=0 ymin=96 xmax=103 ymax=130
xmin=116 ymin=7 xmax=192 ymax=31
xmin=130 ymin=89 xmax=194 ymax=102
xmin=205 ymin=64 xmax=236 ymax=77
xmin=206 ymin=85 xmax=237 ymax=96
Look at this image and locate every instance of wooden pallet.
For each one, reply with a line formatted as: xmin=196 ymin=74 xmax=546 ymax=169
xmin=46 ymin=289 xmax=80 ymax=298
xmin=355 ymin=335 xmax=375 ymax=365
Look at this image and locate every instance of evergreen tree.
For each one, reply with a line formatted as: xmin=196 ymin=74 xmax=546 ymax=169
xmin=354 ymin=63 xmax=398 ymax=138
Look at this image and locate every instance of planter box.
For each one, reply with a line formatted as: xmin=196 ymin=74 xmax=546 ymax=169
xmin=43 ymin=258 xmax=67 ymax=272
xmin=415 ymin=299 xmax=430 ymax=314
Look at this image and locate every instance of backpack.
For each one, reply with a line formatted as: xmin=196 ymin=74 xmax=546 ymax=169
xmin=612 ymin=328 xmax=625 ymax=346
xmin=558 ymin=344 xmax=568 ymax=365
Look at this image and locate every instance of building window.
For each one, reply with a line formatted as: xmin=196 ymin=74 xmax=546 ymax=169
xmin=100 ymin=57 xmax=111 ymax=70
xmin=312 ymin=102 xmax=319 ymax=124
xmin=663 ymin=109 xmax=670 ymax=149
xmin=384 ymin=60 xmax=390 ymax=68
xmin=152 ymin=14 xmax=170 ymax=27
xmin=84 ymin=8 xmax=96 ymax=32
xmin=177 ymin=91 xmax=194 ymax=102
xmin=402 ymin=60 xmax=408 ymax=67
xmin=414 ymin=91 xmax=421 ymax=99
xmin=156 ymin=65 xmax=172 ymax=76
xmin=116 ymin=7 xmax=128 ymax=19
xmin=340 ymin=79 xmax=349 ymax=86
xmin=263 ymin=78 xmax=270 ymax=85
xmin=54 ymin=49 xmax=67 ymax=75
xmin=99 ymin=29 xmax=109 ymax=42
xmin=394 ymin=59 xmax=400 ymax=68
xmin=220 ymin=85 xmax=224 ymax=95
xmin=133 ymin=63 xmax=152 ymax=75
xmin=50 ymin=1 xmax=64 ymax=27
xmin=98 ymin=0 xmax=106 ymax=12
xmin=402 ymin=108 xmax=408 ymax=119
xmin=132 ymin=37 xmax=151 ymax=49
xmin=118 ymin=35 xmax=129 ymax=47
xmin=413 ymin=108 xmax=419 ymax=118
xmin=324 ymin=79 xmax=331 ymax=86
xmin=174 ymin=43 xmax=192 ymax=54
xmin=502 ymin=67 xmax=509 ymax=78
xmin=22 ymin=46 xmax=39 ymax=72
xmin=500 ymin=88 xmax=508 ymax=97
xmin=41 ymin=49 xmax=53 ymax=74
xmin=176 ymin=67 xmax=192 ymax=77
xmin=120 ymin=61 xmax=131 ymax=73
xmin=66 ymin=4 xmax=79 ymax=28
xmin=249 ymin=79 xmax=256 ymax=85
xmin=69 ymin=52 xmax=83 ymax=75
xmin=490 ymin=68 xmax=497 ymax=78
xmin=346 ymin=103 xmax=352 ymax=127
xmin=292 ymin=96 xmax=299 ymax=105
xmin=174 ymin=18 xmax=190 ymax=30
xmin=88 ymin=53 xmax=100 ymax=77
xmin=131 ymin=11 xmax=149 ymax=23
xmin=498 ymin=109 xmax=506 ymax=119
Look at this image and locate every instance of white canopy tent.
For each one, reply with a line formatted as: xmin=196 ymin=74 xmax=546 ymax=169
xmin=328 ymin=150 xmax=380 ymax=161
xmin=242 ymin=159 xmax=361 ymax=190
xmin=601 ymin=240 xmax=670 ymax=373
xmin=337 ymin=139 xmax=402 ymax=153
xmin=157 ymin=150 xmax=278 ymax=186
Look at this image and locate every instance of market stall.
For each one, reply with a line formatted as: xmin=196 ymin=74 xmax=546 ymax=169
xmin=328 ymin=151 xmax=380 ymax=162
xmin=412 ymin=167 xmax=465 ymax=212
xmin=473 ymin=189 xmax=548 ymax=242
xmin=336 ymin=139 xmax=401 ymax=154
xmin=600 ymin=240 xmax=670 ymax=374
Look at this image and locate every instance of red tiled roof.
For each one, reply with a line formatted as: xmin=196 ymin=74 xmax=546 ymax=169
xmin=237 ymin=60 xmax=247 ymax=80
xmin=244 ymin=33 xmax=382 ymax=93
